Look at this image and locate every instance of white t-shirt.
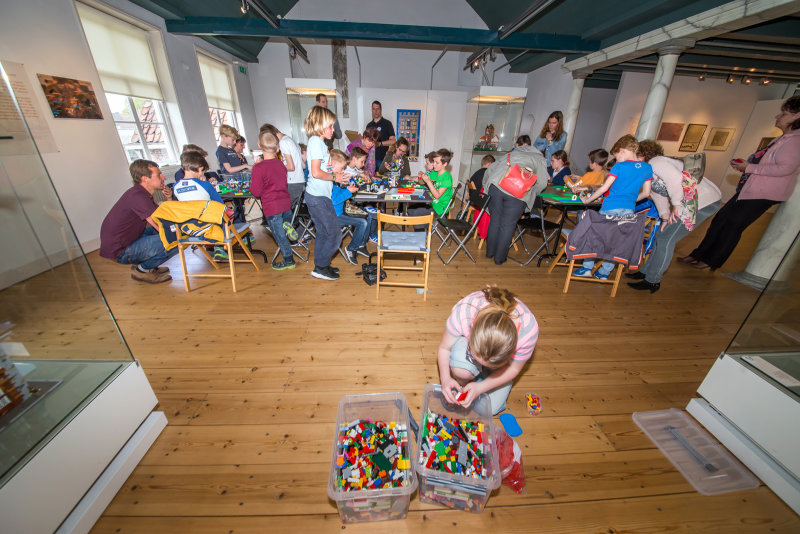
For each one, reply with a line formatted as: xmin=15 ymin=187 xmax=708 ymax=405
xmin=305 ymin=135 xmax=332 ymax=197
xmin=279 ymin=135 xmax=304 ymax=185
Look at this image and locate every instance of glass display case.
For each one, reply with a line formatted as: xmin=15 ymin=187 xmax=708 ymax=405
xmin=687 ymin=231 xmax=800 ymax=514
xmin=0 ymin=64 xmax=163 ymax=533
xmin=285 ymin=78 xmax=338 ymax=148
xmin=459 ymin=86 xmax=526 ymax=184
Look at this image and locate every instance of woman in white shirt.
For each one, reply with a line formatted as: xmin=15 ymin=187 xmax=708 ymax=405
xmin=627 ymin=140 xmax=722 ymax=293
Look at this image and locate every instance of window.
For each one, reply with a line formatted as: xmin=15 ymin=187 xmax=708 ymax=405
xmin=197 ymin=52 xmax=238 ymax=143
xmin=76 ymin=3 xmax=178 ymax=164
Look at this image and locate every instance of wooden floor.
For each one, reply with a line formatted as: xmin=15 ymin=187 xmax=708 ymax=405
xmin=78 ymin=211 xmax=799 ymax=533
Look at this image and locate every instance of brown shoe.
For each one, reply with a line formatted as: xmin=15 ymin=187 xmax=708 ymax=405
xmin=677 ymin=255 xmax=696 ymax=264
xmin=131 ymin=265 xmax=169 ymax=275
xmin=131 ymin=268 xmax=172 ymax=284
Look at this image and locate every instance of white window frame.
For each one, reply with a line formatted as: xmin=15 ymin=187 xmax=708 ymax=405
xmin=107 ymin=93 xmax=179 ymax=164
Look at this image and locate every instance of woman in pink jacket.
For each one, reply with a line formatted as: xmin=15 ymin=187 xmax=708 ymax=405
xmin=682 ymin=96 xmax=800 ymax=270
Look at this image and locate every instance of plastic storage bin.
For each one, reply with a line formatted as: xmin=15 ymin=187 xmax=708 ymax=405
xmin=416 ymin=383 xmax=500 ymax=512
xmin=327 ymin=392 xmax=417 ymax=523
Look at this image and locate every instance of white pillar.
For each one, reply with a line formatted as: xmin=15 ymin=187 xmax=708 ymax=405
xmin=635 ymin=44 xmax=688 ymax=141
xmin=726 ymin=174 xmax=800 ymax=289
xmin=562 ymin=72 xmax=587 ymax=155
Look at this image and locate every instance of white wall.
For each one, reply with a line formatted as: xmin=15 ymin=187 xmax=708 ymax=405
xmin=520 ymin=58 xmax=574 ymax=142
xmin=0 ymin=0 xmax=258 ymax=277
xmin=604 ymin=71 xmax=788 ymax=196
xmin=570 ymin=86 xmax=617 ymax=172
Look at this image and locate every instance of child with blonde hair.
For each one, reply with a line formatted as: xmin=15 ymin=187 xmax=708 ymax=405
xmin=217 ymin=124 xmax=251 ymax=175
xmin=437 ymin=286 xmax=539 ymax=415
xmin=304 ymin=106 xmax=349 ymax=280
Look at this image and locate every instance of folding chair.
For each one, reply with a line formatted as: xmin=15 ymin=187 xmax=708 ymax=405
xmin=269 ymin=190 xmax=311 ymax=263
xmin=175 ymin=212 xmax=260 ymax=292
xmin=436 ymin=188 xmax=490 ymax=264
xmin=431 ymin=183 xmax=461 ymax=241
xmin=376 ymin=212 xmax=433 ymax=300
xmin=509 ymin=196 xmax=561 ymax=266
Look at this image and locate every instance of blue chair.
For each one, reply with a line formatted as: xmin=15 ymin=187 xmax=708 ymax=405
xmin=376 ymin=212 xmax=433 ymax=300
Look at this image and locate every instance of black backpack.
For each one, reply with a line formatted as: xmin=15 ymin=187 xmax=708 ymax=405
xmin=355 ymin=252 xmax=387 ymax=286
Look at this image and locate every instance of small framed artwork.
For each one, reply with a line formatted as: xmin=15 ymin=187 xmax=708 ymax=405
xmin=679 ymin=123 xmax=707 ymax=152
xmin=756 ymin=136 xmax=776 ymax=151
xmin=704 ymin=127 xmax=736 ymax=151
xmin=657 ymin=122 xmax=684 ymax=142
xmin=37 ymin=73 xmax=103 ymax=119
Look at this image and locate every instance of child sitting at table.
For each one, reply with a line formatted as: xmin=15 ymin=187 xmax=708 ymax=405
xmin=416 ymin=151 xmax=437 ymax=182
xmin=217 ymin=124 xmax=252 ymax=175
xmin=408 ymin=148 xmax=454 ymax=229
xmin=249 ymin=130 xmax=298 ymax=271
xmin=470 ymin=154 xmax=495 ymax=240
xmin=329 ymin=149 xmax=374 ymax=262
xmin=174 ymin=145 xmax=220 ymax=183
xmin=547 ymin=150 xmax=571 ymax=186
xmin=173 ymin=151 xmax=231 ymax=260
xmin=566 ymin=148 xmax=609 ymax=191
xmin=345 ymin=147 xmax=369 ymax=182
xmin=574 ymin=135 xmax=652 ymax=280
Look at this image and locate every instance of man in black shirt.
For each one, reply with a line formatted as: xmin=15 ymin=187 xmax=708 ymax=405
xmin=366 ymin=100 xmax=395 ymax=166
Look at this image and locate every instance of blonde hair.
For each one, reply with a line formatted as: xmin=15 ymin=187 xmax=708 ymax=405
xmin=304 ymin=105 xmax=336 ymax=137
xmin=469 ymin=287 xmax=519 ymax=367
xmin=329 ymin=149 xmax=347 ymax=166
xmin=219 ymin=124 xmax=239 ymax=139
xmin=259 ymin=131 xmax=279 ymax=154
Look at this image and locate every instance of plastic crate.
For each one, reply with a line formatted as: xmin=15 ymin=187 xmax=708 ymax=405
xmin=327 ymin=392 xmax=417 ymax=523
xmin=416 ymin=383 xmax=500 ymax=512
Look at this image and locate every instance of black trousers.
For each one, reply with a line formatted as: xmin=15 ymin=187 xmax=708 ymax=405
xmin=690 ymin=192 xmax=777 ymax=269
xmin=486 ymin=185 xmax=526 ymax=264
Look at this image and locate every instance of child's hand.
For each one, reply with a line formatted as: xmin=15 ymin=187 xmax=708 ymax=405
xmin=334 ymin=172 xmax=349 ymax=185
xmin=347 ymin=184 xmax=358 ymax=194
xmin=440 ymin=376 xmax=462 ymax=405
xmin=457 ymin=383 xmax=480 ymax=408
xmin=161 ymin=185 xmax=172 ymax=200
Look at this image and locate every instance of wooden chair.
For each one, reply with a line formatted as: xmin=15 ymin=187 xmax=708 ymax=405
xmin=376 ymin=212 xmax=433 ymax=300
xmin=562 ymin=256 xmax=626 ymax=297
xmin=175 ymin=212 xmax=260 ymax=292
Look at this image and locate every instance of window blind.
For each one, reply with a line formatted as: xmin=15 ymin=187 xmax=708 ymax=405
xmin=197 ymin=53 xmax=235 ymax=111
xmin=76 ymin=3 xmax=163 ymax=100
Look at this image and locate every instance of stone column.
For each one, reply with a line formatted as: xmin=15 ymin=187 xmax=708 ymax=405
xmin=562 ymin=72 xmax=588 ymax=155
xmin=635 ymin=43 xmax=691 ymax=141
xmin=725 ymin=174 xmax=800 ymax=290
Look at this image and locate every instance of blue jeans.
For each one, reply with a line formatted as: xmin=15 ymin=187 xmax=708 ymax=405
xmin=266 ymin=210 xmax=293 ymax=262
xmin=115 ymin=226 xmax=178 ymax=270
xmin=448 ymin=337 xmax=512 ymax=415
xmin=337 ymin=214 xmax=373 ymax=250
xmin=304 ymin=193 xmax=342 ymax=269
xmin=582 ymin=208 xmax=634 ymax=276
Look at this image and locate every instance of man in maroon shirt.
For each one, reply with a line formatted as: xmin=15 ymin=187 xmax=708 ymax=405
xmin=100 ymin=159 xmax=177 ymax=284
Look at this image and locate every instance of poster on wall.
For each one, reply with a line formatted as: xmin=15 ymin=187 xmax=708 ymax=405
xmin=679 ymin=123 xmax=707 ymax=152
xmin=756 ymin=136 xmax=776 ymax=152
xmin=704 ymin=127 xmax=736 ymax=151
xmin=0 ymin=60 xmax=58 ymax=154
xmin=37 ymin=74 xmax=103 ymax=119
xmin=396 ymin=109 xmax=421 ymax=160
xmin=656 ymin=122 xmax=684 ymax=142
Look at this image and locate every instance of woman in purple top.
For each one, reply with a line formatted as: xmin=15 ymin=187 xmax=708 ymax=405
xmin=683 ymin=96 xmax=800 ymax=270
xmin=346 ymin=126 xmax=379 ymax=177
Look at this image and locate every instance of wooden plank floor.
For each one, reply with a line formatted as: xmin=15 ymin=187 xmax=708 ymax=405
xmin=67 ymin=211 xmax=798 ymax=533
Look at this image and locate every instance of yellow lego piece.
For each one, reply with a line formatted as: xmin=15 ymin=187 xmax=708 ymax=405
xmin=389 ymin=421 xmax=396 ymax=429
xmin=478 ymin=423 xmax=484 ymax=432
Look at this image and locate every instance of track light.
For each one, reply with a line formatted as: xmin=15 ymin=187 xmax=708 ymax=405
xmin=240 ymin=0 xmax=249 ymax=14
xmin=742 ymin=76 xmax=752 ymax=85
xmin=698 ymin=72 xmax=706 ymax=81
xmin=760 ymin=77 xmax=771 ymax=86
xmin=726 ymin=74 xmax=735 ymax=83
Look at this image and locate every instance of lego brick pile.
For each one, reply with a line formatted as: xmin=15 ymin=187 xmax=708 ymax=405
xmin=418 ymin=410 xmax=487 ymax=479
xmin=334 ymin=419 xmax=412 ymax=491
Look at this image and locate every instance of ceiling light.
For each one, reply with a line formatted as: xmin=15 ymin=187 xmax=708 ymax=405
xmin=760 ymin=77 xmax=771 ymax=86
xmin=726 ymin=74 xmax=735 ymax=83
xmin=742 ymin=76 xmax=752 ymax=85
xmin=698 ymin=72 xmax=706 ymax=81
xmin=240 ymin=0 xmax=249 ymax=14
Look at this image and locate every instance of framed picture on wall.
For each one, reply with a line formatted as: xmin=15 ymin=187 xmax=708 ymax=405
xmin=37 ymin=73 xmax=103 ymax=119
xmin=756 ymin=136 xmax=776 ymax=152
xmin=679 ymin=123 xmax=707 ymax=152
xmin=396 ymin=109 xmax=421 ymax=160
xmin=656 ymin=122 xmax=684 ymax=142
xmin=704 ymin=127 xmax=736 ymax=151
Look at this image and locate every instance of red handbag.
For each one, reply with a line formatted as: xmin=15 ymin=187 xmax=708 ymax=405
xmin=499 ymin=153 xmax=537 ymax=199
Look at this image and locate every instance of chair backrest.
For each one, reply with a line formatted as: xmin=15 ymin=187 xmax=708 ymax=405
xmin=377 ymin=212 xmax=434 ymax=228
xmin=468 ymin=187 xmax=489 ymax=208
xmin=441 ymin=183 xmax=461 ymax=218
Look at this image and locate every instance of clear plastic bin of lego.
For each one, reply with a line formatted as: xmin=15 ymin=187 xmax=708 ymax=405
xmin=327 ymin=392 xmax=417 ymax=523
xmin=416 ymin=383 xmax=500 ymax=513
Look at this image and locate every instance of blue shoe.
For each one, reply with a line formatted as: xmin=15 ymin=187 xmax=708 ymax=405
xmin=369 ymin=234 xmax=378 ymax=244
xmin=573 ymin=267 xmax=592 ymax=277
xmin=594 ymin=271 xmax=609 ymax=281
xmin=364 ymin=206 xmax=378 ymax=214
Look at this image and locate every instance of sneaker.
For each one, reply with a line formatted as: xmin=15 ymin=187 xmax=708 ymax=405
xmin=300 ymin=233 xmax=313 ymax=244
xmin=364 ymin=206 xmax=378 ymax=214
xmin=572 ymin=267 xmax=592 ymax=277
xmin=283 ymin=222 xmax=298 ymax=242
xmin=369 ymin=234 xmax=378 ymax=244
xmin=330 ymin=265 xmax=340 ymax=274
xmin=311 ymin=266 xmax=339 ymax=280
xmin=213 ymin=247 xmax=229 ymax=261
xmin=131 ymin=268 xmax=172 ymax=284
xmin=356 ymin=246 xmax=370 ymax=257
xmin=272 ymin=260 xmax=296 ymax=271
xmin=594 ymin=271 xmax=609 ymax=281
xmin=132 ymin=265 xmax=169 ymax=275
xmin=344 ymin=248 xmax=357 ymax=264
